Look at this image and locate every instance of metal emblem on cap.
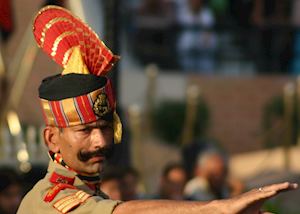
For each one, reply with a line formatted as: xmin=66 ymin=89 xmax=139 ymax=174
xmin=93 ymin=93 xmax=110 ymax=117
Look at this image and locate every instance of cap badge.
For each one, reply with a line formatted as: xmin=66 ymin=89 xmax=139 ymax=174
xmin=93 ymin=93 xmax=110 ymax=117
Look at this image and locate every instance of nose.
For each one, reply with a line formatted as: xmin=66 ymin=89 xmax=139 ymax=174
xmin=90 ymin=128 xmax=106 ymax=149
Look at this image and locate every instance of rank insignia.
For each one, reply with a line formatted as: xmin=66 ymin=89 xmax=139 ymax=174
xmin=50 ymin=172 xmax=75 ymax=185
xmin=53 ymin=190 xmax=91 ymax=213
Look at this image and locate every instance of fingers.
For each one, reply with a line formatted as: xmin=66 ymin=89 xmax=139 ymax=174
xmin=253 ymin=188 xmax=276 ymax=200
xmin=259 ymin=182 xmax=298 ymax=193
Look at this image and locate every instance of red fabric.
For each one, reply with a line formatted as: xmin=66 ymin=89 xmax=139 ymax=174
xmin=105 ymin=79 xmax=116 ymax=110
xmin=40 ymin=100 xmax=49 ymax=125
xmin=50 ymin=172 xmax=75 ymax=185
xmin=33 ymin=6 xmax=119 ymax=75
xmin=0 ymin=0 xmax=13 ymax=32
xmin=44 ymin=183 xmax=76 ymax=202
xmin=75 ymin=95 xmax=97 ymax=123
xmin=50 ymin=101 xmax=68 ymax=127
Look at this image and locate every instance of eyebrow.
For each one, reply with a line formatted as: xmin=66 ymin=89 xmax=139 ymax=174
xmin=86 ymin=121 xmax=112 ymax=128
xmin=72 ymin=120 xmax=112 ymax=131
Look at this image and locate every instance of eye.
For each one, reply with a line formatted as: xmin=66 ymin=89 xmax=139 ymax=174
xmin=78 ymin=127 xmax=92 ymax=133
xmin=99 ymin=123 xmax=113 ymax=131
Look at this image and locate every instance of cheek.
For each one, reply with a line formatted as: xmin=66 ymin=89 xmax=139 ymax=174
xmin=60 ymin=134 xmax=84 ymax=153
xmin=59 ymin=141 xmax=77 ymax=160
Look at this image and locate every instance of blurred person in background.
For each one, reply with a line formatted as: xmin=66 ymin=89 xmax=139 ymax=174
xmin=184 ymin=149 xmax=244 ymax=200
xmin=120 ymin=166 xmax=145 ymax=201
xmin=176 ymin=0 xmax=218 ymax=73
xmin=156 ymin=162 xmax=188 ymax=200
xmin=100 ymin=167 xmax=122 ymax=200
xmin=0 ymin=167 xmax=23 ymax=214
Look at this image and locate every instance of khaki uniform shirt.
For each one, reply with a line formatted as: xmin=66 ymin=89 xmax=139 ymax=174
xmin=17 ymin=161 xmax=121 ymax=214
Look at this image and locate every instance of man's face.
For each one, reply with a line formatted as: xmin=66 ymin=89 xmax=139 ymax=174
xmin=161 ymin=168 xmax=187 ymax=200
xmin=53 ymin=119 xmax=114 ymax=175
xmin=204 ymin=156 xmax=227 ymax=191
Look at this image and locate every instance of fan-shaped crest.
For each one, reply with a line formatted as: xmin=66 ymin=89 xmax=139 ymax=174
xmin=33 ymin=6 xmax=119 ymax=76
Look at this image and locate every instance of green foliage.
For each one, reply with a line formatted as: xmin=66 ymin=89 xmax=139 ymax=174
xmin=262 ymin=95 xmax=298 ymax=148
xmin=209 ymin=0 xmax=229 ymax=15
xmin=263 ymin=200 xmax=284 ymax=213
xmin=153 ymin=99 xmax=210 ymax=145
xmin=263 ymin=199 xmax=300 ymax=214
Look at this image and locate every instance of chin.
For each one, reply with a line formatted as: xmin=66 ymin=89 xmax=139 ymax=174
xmin=86 ymin=163 xmax=104 ymax=174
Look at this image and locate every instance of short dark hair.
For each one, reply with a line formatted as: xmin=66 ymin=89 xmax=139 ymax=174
xmin=121 ymin=166 xmax=139 ymax=179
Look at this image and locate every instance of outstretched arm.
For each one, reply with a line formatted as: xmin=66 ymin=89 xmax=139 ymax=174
xmin=113 ymin=182 xmax=297 ymax=214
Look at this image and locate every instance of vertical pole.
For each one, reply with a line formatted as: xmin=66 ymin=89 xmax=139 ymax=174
xmin=144 ymin=64 xmax=158 ymax=137
xmin=128 ymin=105 xmax=143 ymax=171
xmin=0 ymin=43 xmax=6 ymax=159
xmin=181 ymin=84 xmax=201 ymax=145
xmin=296 ymin=77 xmax=300 ymax=145
xmin=283 ymin=83 xmax=294 ymax=171
xmin=127 ymin=104 xmax=147 ymax=192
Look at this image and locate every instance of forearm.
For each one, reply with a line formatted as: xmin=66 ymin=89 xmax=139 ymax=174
xmin=113 ymin=200 xmax=225 ymax=214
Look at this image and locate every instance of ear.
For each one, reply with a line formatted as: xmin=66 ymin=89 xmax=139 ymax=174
xmin=44 ymin=126 xmax=61 ymax=153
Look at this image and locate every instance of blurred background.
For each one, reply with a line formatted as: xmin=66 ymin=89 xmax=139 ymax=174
xmin=0 ymin=0 xmax=300 ymax=213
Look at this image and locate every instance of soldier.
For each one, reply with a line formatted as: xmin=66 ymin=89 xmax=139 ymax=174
xmin=17 ymin=6 xmax=297 ymax=214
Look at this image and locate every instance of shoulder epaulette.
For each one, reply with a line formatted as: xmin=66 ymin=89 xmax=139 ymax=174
xmin=53 ymin=190 xmax=91 ymax=214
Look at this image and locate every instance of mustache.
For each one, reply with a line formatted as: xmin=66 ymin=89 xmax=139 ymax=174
xmin=78 ymin=145 xmax=114 ymax=162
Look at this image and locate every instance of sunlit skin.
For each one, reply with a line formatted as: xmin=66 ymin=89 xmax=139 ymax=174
xmin=44 ymin=119 xmax=114 ymax=176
